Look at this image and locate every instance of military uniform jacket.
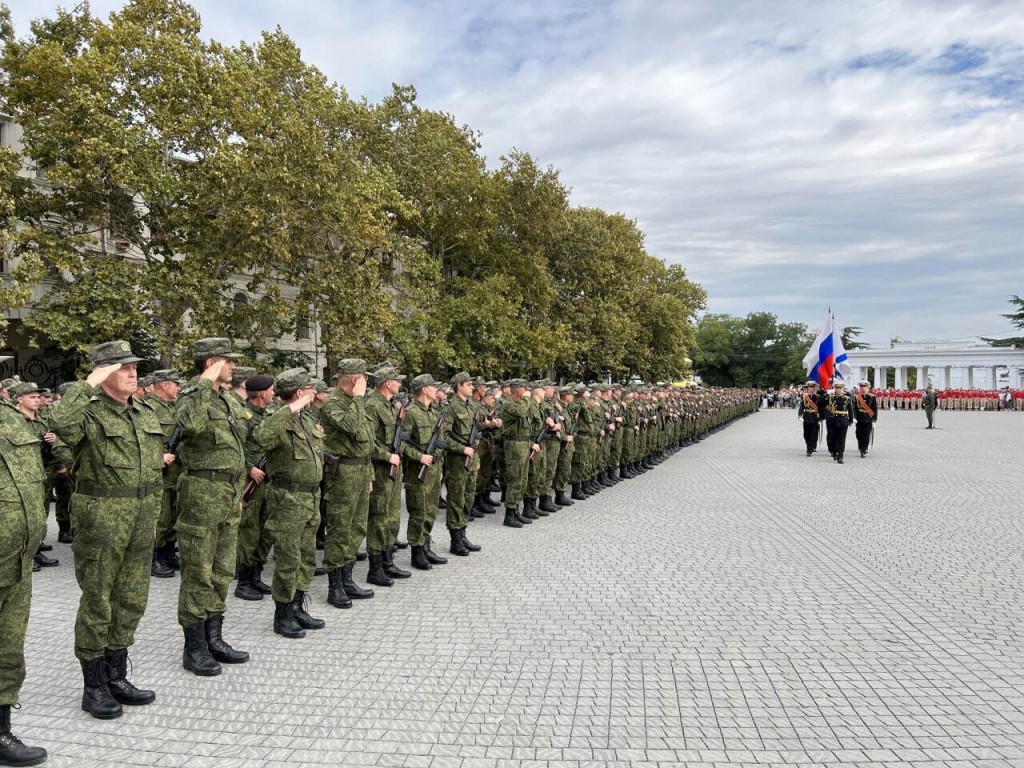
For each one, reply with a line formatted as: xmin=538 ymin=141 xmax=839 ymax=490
xmin=400 ymin=399 xmax=444 ymax=475
xmin=141 ymin=393 xmax=180 ymax=486
xmin=797 ymin=392 xmax=825 ymax=423
xmin=825 ymin=393 xmax=855 ymax=424
xmin=922 ymin=392 xmax=938 ymax=409
xmin=364 ymin=390 xmax=403 ymax=465
xmin=51 ymin=382 xmax=166 ymax=489
xmin=853 ymin=392 xmax=878 ymax=424
xmin=444 ymin=396 xmax=477 ymax=459
xmin=320 ymin=389 xmax=374 ymax=460
xmin=0 ymin=406 xmax=46 ymax=585
xmin=499 ymin=397 xmax=532 ymax=442
xmin=174 ymin=379 xmax=248 ymax=475
xmin=15 ymin=409 xmax=71 ymax=475
xmin=252 ymin=406 xmax=324 ymax=485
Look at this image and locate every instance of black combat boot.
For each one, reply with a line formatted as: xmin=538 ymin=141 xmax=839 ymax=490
xmin=327 ymin=568 xmax=353 ymax=607
xmin=151 ymin=546 xmax=174 ymax=578
xmin=182 ymin=622 xmax=222 ymax=676
xmin=163 ymin=542 xmax=181 ymax=570
xmin=410 ymin=545 xmax=433 ymax=570
xmin=837 ymin=453 xmax=845 ymax=464
xmin=366 ymin=553 xmax=394 ymax=587
xmin=382 ymin=549 xmax=411 ymax=579
xmin=570 ymin=483 xmax=586 ymax=501
xmin=538 ymin=495 xmax=558 ymax=513
xmin=459 ymin=528 xmax=481 ymax=552
xmin=80 ymin=657 xmax=122 ymax=719
xmin=32 ymin=549 xmax=57 ymax=569
xmin=233 ymin=565 xmax=264 ymax=601
xmin=205 ymin=614 xmax=249 ymax=664
xmin=521 ymin=497 xmax=540 ymax=520
xmin=479 ymin=493 xmax=498 ymax=512
xmin=424 ymin=538 xmax=448 ymax=564
xmin=468 ymin=503 xmax=485 ymax=519
xmin=503 ymin=508 xmax=523 ymax=528
xmin=252 ymin=564 xmax=272 ymax=595
xmin=449 ymin=528 xmax=470 ymax=557
xmin=355 ymin=550 xmax=368 ymax=562
xmin=513 ymin=505 xmax=533 ymax=525
xmin=586 ymin=477 xmax=601 ymax=494
xmin=340 ymin=563 xmax=374 ymax=598
xmin=437 ymin=495 xmax=447 ymax=510
xmin=554 ymin=489 xmax=574 ymax=507
xmin=105 ymin=648 xmax=155 ymax=706
xmin=291 ymin=590 xmax=326 ymax=629
xmin=57 ymin=520 xmax=73 ymax=544
xmin=0 ymin=705 xmax=47 ymax=767
xmin=273 ymin=601 xmax=306 ymax=639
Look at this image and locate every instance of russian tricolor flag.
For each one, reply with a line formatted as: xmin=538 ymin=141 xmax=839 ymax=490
xmin=803 ymin=312 xmax=852 ymax=387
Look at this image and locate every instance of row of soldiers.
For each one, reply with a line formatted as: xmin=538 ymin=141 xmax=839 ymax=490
xmin=797 ymin=379 xmax=879 ymax=463
xmin=0 ymin=337 xmax=758 ymax=766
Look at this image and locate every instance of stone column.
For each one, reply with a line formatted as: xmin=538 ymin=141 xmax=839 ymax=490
xmin=966 ymin=366 xmax=975 ymax=388
xmin=918 ymin=366 xmax=928 ymax=389
xmin=991 ymin=366 xmax=1000 ymax=389
xmin=895 ymin=366 xmax=905 ymax=390
xmin=942 ymin=365 xmax=952 ymax=389
xmin=877 ymin=365 xmax=887 ymax=389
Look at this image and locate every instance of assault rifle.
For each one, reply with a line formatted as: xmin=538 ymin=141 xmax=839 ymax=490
xmin=529 ymin=423 xmax=549 ymax=461
xmin=417 ymin=406 xmax=449 ymax=482
xmin=464 ymin=417 xmax=483 ymax=469
xmin=241 ymin=457 xmax=267 ymax=502
xmin=389 ymin=401 xmax=410 ymax=481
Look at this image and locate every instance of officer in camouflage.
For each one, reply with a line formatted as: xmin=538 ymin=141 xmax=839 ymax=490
xmin=500 ymin=379 xmax=538 ymax=529
xmin=252 ymin=368 xmax=326 ymax=638
xmin=401 ymin=374 xmax=448 ymax=569
xmin=0 ymin=388 xmax=49 ymax=765
xmin=174 ymin=338 xmax=250 ymax=677
xmin=443 ymin=372 xmax=482 ymax=556
xmin=51 ymin=341 xmax=165 ymax=720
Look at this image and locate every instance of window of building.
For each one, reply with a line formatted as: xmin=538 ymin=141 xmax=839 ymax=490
xmin=296 ymin=314 xmax=310 ymax=340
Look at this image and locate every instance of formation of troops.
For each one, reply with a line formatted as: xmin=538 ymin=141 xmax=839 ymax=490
xmin=0 ymin=338 xmax=759 ymax=766
xmin=797 ymin=379 xmax=879 ymax=463
xmin=771 ymin=386 xmax=1024 ymax=411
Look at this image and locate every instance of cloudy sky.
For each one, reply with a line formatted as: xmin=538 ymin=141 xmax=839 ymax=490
xmin=8 ymin=0 xmax=1024 ymax=346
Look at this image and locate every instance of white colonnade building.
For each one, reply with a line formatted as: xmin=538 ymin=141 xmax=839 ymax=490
xmin=846 ymin=340 xmax=1024 ymax=390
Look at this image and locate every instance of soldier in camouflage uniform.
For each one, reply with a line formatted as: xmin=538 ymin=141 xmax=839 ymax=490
xmin=174 ymin=338 xmax=250 ymax=677
xmin=363 ymin=365 xmax=410 ymax=587
xmin=252 ymin=368 xmax=326 ymax=638
xmin=500 ymin=379 xmax=538 ymax=528
xmin=443 ymin=372 xmax=482 ymax=556
xmin=320 ymin=359 xmax=375 ymax=608
xmin=401 ymin=374 xmax=448 ymax=569
xmin=0 ymin=389 xmax=49 ymax=765
xmin=523 ymin=381 xmax=550 ymax=520
xmin=471 ymin=381 xmax=502 ymax=517
xmin=51 ymin=341 xmax=165 ymax=719
xmin=142 ymin=370 xmax=184 ymax=578
xmin=234 ymin=374 xmax=276 ymax=601
xmin=552 ymin=386 xmax=576 ymax=506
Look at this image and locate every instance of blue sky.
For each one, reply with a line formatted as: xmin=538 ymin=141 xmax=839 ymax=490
xmin=8 ymin=0 xmax=1024 ymax=346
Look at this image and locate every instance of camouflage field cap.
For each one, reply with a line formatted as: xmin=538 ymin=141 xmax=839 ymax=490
xmin=56 ymin=382 xmax=75 ymax=397
xmin=231 ymin=366 xmax=258 ymax=386
xmin=88 ymin=340 xmax=146 ymax=369
xmin=274 ymin=368 xmax=310 ymax=392
xmin=508 ymin=378 xmax=529 ymax=389
xmin=137 ymin=375 xmax=154 ymax=389
xmin=151 ymin=369 xmax=184 ymax=384
xmin=410 ymin=373 xmax=438 ymax=392
xmin=573 ymin=383 xmax=588 ymax=394
xmin=336 ymin=358 xmax=367 ymax=375
xmin=1 ymin=377 xmax=17 ymax=390
xmin=312 ymin=378 xmax=329 ymax=393
xmin=194 ymin=337 xmax=243 ymax=360
xmin=8 ymin=381 xmax=42 ymax=398
xmin=373 ymin=365 xmax=406 ymax=383
xmin=484 ymin=380 xmax=499 ymax=389
xmin=450 ymin=371 xmax=472 ymax=387
xmin=245 ymin=374 xmax=276 ymax=393
xmin=472 ymin=376 xmax=485 ymax=388
xmin=558 ymin=385 xmax=574 ymax=395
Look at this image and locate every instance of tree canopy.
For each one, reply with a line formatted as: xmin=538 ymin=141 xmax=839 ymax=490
xmin=692 ymin=312 xmax=813 ymax=388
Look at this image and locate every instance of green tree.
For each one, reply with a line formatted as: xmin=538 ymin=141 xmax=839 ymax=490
xmin=984 ymin=295 xmax=1024 ymax=348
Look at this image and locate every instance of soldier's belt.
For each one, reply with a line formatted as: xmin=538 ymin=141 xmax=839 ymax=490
xmin=185 ymin=469 xmax=243 ymax=484
xmin=76 ymin=480 xmax=161 ymax=499
xmin=334 ymin=456 xmax=370 ymax=466
xmin=271 ymin=478 xmax=320 ymax=494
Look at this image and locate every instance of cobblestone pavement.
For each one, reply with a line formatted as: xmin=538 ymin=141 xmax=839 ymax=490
xmin=19 ymin=409 xmax=1024 ymax=768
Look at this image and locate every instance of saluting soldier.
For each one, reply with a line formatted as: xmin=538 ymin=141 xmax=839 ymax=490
xmin=853 ymin=380 xmax=878 ymax=458
xmin=51 ymin=341 xmax=165 ymax=719
xmin=401 ymin=374 xmax=448 ymax=569
xmin=174 ymin=338 xmax=250 ymax=677
xmin=0 ymin=388 xmax=49 ymax=765
xmin=252 ymin=368 xmax=326 ymax=638
xmin=443 ymin=372 xmax=482 ymax=556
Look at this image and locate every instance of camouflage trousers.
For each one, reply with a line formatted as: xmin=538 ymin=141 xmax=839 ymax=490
xmin=570 ymin=437 xmax=591 ymax=483
xmin=503 ymin=440 xmax=530 ymax=509
xmin=444 ymin=453 xmax=475 ymax=531
xmin=526 ymin=442 xmax=547 ymax=499
xmin=175 ymin=475 xmax=242 ymax=627
xmin=367 ymin=462 xmax=402 ymax=555
xmin=236 ymin=483 xmax=272 ymax=570
xmin=322 ymin=462 xmax=372 ymax=571
xmin=405 ymin=462 xmax=442 ymax=547
xmin=153 ymin=466 xmax=180 ymax=549
xmin=553 ymin=439 xmax=574 ymax=492
xmin=541 ymin=440 xmax=560 ymax=497
xmin=53 ymin=474 xmax=73 ymax=531
xmin=264 ymin=486 xmax=318 ymax=604
xmin=72 ymin=493 xmax=157 ymax=660
xmin=0 ymin=564 xmax=31 ymax=705
xmin=474 ymin=439 xmax=495 ymax=493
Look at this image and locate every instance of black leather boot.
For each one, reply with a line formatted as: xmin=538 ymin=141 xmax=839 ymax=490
xmin=291 ymin=590 xmax=326 ymax=629
xmin=459 ymin=528 xmax=481 ymax=552
xmin=554 ymin=490 xmax=574 ymax=507
xmin=105 ymin=648 xmax=155 ymax=705
xmin=366 ymin=553 xmax=394 ymax=587
xmin=449 ymin=528 xmax=469 ymax=557
xmin=0 ymin=705 xmax=47 ymax=766
xmin=57 ymin=520 xmax=73 ymax=544
xmin=410 ymin=545 xmax=432 ymax=570
xmin=424 ymin=538 xmax=448 ymax=564
xmin=503 ymin=508 xmax=523 ymax=528
xmin=513 ymin=507 xmax=532 ymax=525
xmin=438 ymin=495 xmax=447 ymax=510
xmin=355 ymin=550 xmax=368 ymax=562
xmin=571 ymin=483 xmax=587 ymax=501
xmin=205 ymin=614 xmax=249 ymax=664
xmin=163 ymin=542 xmax=180 ymax=570
xmin=273 ymin=601 xmax=306 ymax=639
xmin=327 ymin=568 xmax=353 ymax=607
xmin=469 ymin=503 xmax=485 ymax=519
xmin=341 ymin=563 xmax=374 ymax=598
xmin=478 ymin=493 xmax=498 ymax=512
xmin=521 ymin=497 xmax=540 ymax=520
xmin=151 ymin=546 xmax=174 ymax=578
xmin=234 ymin=564 xmax=263 ymax=601
xmin=539 ymin=495 xmax=558 ymax=513
xmin=80 ymin=657 xmax=122 ymax=719
xmin=182 ymin=622 xmax=222 ymax=676
xmin=382 ymin=549 xmax=411 ymax=579
xmin=32 ymin=549 xmax=58 ymax=569
xmin=252 ymin=564 xmax=272 ymax=595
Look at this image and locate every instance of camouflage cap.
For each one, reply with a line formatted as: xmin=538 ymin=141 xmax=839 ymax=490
xmin=311 ymin=378 xmax=329 ymax=393
xmin=1 ymin=377 xmax=17 ymax=390
xmin=373 ymin=366 xmax=406 ymax=383
xmin=508 ymin=378 xmax=529 ymax=389
xmin=39 ymin=388 xmax=52 ymax=396
xmin=336 ymin=358 xmax=367 ymax=375
xmin=8 ymin=381 xmax=42 ymax=398
xmin=231 ymin=366 xmax=258 ymax=385
xmin=573 ymin=383 xmax=588 ymax=394
xmin=472 ymin=376 xmax=486 ymax=388
xmin=484 ymin=380 xmax=499 ymax=389
xmin=150 ymin=369 xmax=184 ymax=385
xmin=410 ymin=373 xmax=438 ymax=392
xmin=450 ymin=371 xmax=472 ymax=387
xmin=274 ymin=367 xmax=310 ymax=392
xmin=245 ymin=374 xmax=276 ymax=393
xmin=558 ymin=385 xmax=574 ymax=396
xmin=56 ymin=382 xmax=75 ymax=397
xmin=194 ymin=337 xmax=243 ymax=360
xmin=137 ymin=375 xmax=154 ymax=389
xmin=87 ymin=340 xmax=146 ymax=369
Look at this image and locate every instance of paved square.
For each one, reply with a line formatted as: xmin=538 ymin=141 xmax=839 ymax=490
xmin=20 ymin=408 xmax=1024 ymax=767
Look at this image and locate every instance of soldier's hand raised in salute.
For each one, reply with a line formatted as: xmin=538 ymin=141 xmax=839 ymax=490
xmin=200 ymin=359 xmax=229 ymax=382
xmin=86 ymin=362 xmax=124 ymax=387
xmin=353 ymin=375 xmax=367 ymax=398
xmin=287 ymin=391 xmax=316 ymax=414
